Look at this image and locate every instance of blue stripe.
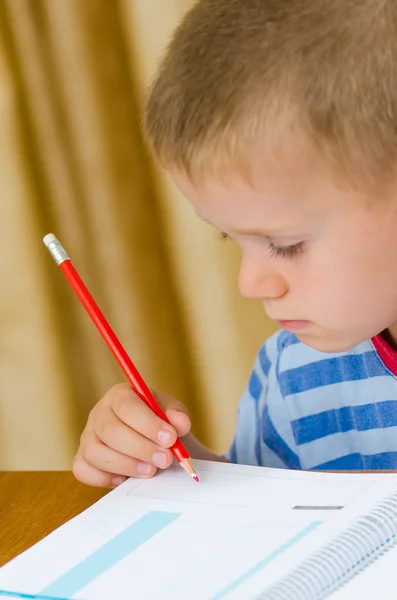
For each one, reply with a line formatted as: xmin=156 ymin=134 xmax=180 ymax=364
xmin=254 ymin=431 xmax=262 ymax=465
xmin=358 ymin=400 xmax=397 ymax=429
xmin=314 ymin=451 xmax=397 ymax=471
xmin=229 ymin=437 xmax=238 ymax=463
xmin=279 ymin=352 xmax=384 ymax=396
xmin=40 ymin=511 xmax=179 ymax=598
xmin=255 ymin=403 xmax=263 ymax=466
xmin=277 ymin=331 xmax=300 ymax=351
xmin=0 ymin=593 xmax=67 ymax=600
xmin=210 ymin=521 xmax=322 ymax=599
xmin=258 ymin=344 xmax=272 ymax=376
xmin=262 ymin=405 xmax=301 ymax=469
xmin=248 ymin=371 xmax=263 ymax=402
xmin=292 ymin=400 xmax=397 ymax=445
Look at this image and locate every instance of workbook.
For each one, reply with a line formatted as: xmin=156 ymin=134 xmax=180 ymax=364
xmin=1 ymin=460 xmax=397 ymax=599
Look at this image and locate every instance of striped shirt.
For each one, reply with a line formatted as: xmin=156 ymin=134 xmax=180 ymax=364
xmin=227 ymin=330 xmax=397 ymax=470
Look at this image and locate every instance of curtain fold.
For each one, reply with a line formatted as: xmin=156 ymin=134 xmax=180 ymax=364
xmin=0 ymin=0 xmax=277 ymax=469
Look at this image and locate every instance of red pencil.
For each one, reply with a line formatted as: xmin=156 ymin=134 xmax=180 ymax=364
xmin=43 ymin=233 xmax=198 ymax=482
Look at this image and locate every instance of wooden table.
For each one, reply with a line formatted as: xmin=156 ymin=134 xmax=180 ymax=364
xmin=0 ymin=472 xmax=108 ymax=567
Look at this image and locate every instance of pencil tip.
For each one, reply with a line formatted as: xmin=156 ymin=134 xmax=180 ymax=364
xmin=180 ymin=458 xmax=199 ymax=481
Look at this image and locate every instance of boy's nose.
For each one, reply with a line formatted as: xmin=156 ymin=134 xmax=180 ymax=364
xmin=238 ymin=259 xmax=288 ymax=300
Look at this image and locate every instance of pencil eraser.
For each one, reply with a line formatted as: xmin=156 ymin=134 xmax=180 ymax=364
xmin=43 ymin=233 xmax=57 ymax=247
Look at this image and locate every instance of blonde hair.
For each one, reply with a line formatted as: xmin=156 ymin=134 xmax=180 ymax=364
xmin=145 ymin=0 xmax=397 ymax=188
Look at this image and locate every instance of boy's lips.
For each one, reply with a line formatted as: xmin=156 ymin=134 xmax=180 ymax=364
xmin=275 ymin=319 xmax=310 ymax=332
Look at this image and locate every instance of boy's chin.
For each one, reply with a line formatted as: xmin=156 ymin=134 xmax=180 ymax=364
xmin=295 ymin=331 xmax=363 ymax=354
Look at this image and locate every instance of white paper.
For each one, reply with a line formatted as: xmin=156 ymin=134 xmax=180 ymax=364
xmin=1 ymin=460 xmax=397 ymax=600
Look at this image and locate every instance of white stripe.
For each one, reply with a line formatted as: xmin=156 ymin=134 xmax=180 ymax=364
xmin=279 ymin=338 xmax=374 ymax=372
xmin=234 ymin=391 xmax=260 ymax=466
xmin=267 ymin=377 xmax=299 ymax=451
xmin=284 ymin=376 xmax=397 ymax=419
xmin=299 ymin=426 xmax=397 ymax=468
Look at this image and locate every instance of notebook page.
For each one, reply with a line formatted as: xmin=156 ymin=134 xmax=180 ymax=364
xmin=1 ymin=460 xmax=397 ymax=600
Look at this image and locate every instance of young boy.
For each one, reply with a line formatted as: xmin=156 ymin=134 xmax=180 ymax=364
xmin=73 ymin=0 xmax=397 ymax=489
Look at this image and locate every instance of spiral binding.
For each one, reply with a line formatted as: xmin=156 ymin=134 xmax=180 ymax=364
xmin=256 ymin=490 xmax=397 ymax=600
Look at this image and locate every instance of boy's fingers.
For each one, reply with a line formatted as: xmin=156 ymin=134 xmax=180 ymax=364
xmin=82 ymin=438 xmax=158 ymax=480
xmin=73 ymin=455 xmax=120 ymax=489
xmin=92 ymin=416 xmax=174 ymax=468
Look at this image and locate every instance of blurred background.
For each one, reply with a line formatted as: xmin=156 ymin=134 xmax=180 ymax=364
xmin=0 ymin=0 xmax=277 ymax=470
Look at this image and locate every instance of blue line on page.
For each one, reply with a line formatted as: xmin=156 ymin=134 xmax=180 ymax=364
xmin=210 ymin=520 xmax=322 ymax=600
xmin=0 ymin=590 xmax=69 ymax=600
xmin=32 ymin=510 xmax=180 ymax=599
xmin=0 ymin=592 xmax=68 ymax=600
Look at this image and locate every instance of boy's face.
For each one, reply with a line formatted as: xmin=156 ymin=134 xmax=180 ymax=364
xmin=170 ymin=158 xmax=397 ymax=353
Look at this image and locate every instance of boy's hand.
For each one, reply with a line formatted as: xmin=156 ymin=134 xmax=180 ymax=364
xmin=73 ymin=383 xmax=191 ymax=489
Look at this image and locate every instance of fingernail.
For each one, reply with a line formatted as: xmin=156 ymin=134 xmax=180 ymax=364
xmin=157 ymin=429 xmax=173 ymax=445
xmin=137 ymin=462 xmax=154 ymax=476
xmin=111 ymin=476 xmax=125 ymax=487
xmin=152 ymin=451 xmax=168 ymax=468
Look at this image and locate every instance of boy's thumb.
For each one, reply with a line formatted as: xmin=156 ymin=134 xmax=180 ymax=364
xmin=165 ymin=408 xmax=191 ymax=438
xmin=152 ymin=390 xmax=192 ymax=438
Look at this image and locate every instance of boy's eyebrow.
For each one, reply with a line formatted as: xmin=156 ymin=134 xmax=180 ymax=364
xmin=195 ymin=212 xmax=296 ymax=237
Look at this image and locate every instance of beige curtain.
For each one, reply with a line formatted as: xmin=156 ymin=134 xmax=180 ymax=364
xmin=0 ymin=0 xmax=277 ymax=470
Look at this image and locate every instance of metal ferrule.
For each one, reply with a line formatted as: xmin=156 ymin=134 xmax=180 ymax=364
xmin=46 ymin=238 xmax=70 ymax=266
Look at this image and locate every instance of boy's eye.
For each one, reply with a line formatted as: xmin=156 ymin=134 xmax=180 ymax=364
xmin=268 ymin=242 xmax=304 ymax=259
xmin=218 ymin=231 xmax=304 ymax=260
